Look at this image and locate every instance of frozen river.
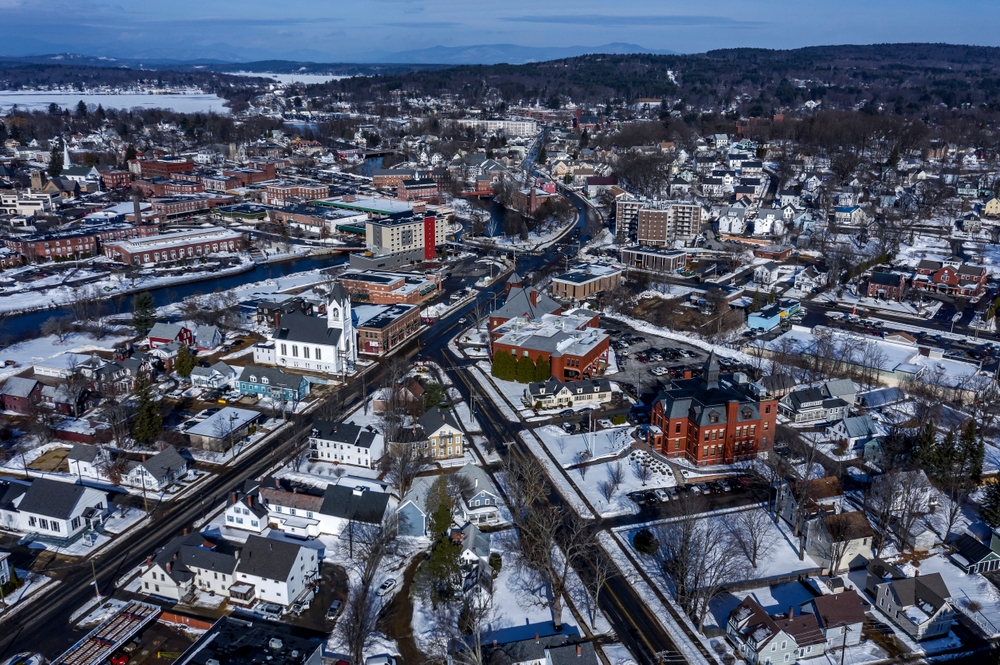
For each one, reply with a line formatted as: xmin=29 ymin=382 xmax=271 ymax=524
xmin=231 ymin=71 xmax=352 ymax=84
xmin=0 ymin=90 xmax=230 ymax=114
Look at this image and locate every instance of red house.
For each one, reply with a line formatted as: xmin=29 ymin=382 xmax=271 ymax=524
xmin=0 ymin=377 xmax=42 ymax=414
xmin=147 ymin=322 xmax=195 ymax=349
xmin=913 ymin=259 xmax=987 ymax=297
xmin=648 ymin=353 xmax=777 ymax=467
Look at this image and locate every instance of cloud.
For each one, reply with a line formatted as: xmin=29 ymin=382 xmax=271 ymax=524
xmin=501 ymin=13 xmax=763 ymax=27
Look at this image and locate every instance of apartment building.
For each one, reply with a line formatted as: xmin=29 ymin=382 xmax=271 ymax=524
xmin=637 ymin=201 xmax=703 ymax=245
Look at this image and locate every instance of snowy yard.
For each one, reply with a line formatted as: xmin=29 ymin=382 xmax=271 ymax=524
xmin=535 ymin=425 xmax=636 ymax=468
xmin=911 ymin=550 xmax=1000 ymax=638
xmin=0 ymin=331 xmax=132 ymax=383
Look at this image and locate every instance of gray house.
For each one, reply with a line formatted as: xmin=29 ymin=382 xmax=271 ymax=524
xmin=397 ymin=476 xmax=434 ymax=537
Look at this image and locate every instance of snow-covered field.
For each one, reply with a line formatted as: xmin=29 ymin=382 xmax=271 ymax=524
xmin=535 ymin=425 xmax=636 ymax=468
xmin=0 ymin=331 xmax=132 ymax=383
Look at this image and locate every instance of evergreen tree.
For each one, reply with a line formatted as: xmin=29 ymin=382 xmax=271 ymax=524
xmin=75 ymin=100 xmax=88 ymax=119
xmin=579 ymin=129 xmax=590 ymax=149
xmin=982 ymin=480 xmax=1000 ymax=529
xmin=48 ymin=145 xmax=63 ymax=178
xmin=959 ymin=420 xmax=984 ymax=484
xmin=132 ymin=375 xmax=161 ymax=446
xmin=174 ymin=344 xmax=197 ymax=378
xmin=537 ymin=144 xmax=547 ymax=165
xmin=124 ymin=144 xmax=137 ymax=163
xmin=427 ymin=475 xmax=453 ymax=538
xmin=131 ymin=292 xmax=156 ymax=336
xmin=534 ymin=356 xmax=551 ymax=382
xmin=911 ymin=420 xmax=937 ymax=468
xmin=492 ymin=350 xmax=516 ymax=381
xmin=516 ymin=355 xmax=536 ymax=383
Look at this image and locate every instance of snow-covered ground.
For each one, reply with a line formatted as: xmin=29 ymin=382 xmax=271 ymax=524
xmin=0 ymin=331 xmax=133 ymax=383
xmin=518 ymin=430 xmax=595 ymax=519
xmin=909 ymin=550 xmax=1000 ymax=638
xmin=535 ymin=424 xmax=636 ymax=467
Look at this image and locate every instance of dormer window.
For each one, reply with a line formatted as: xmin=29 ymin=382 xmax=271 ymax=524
xmin=249 ymin=375 xmax=257 ymax=383
xmin=710 ymin=411 xmax=720 ymax=424
xmin=262 ymin=377 xmax=269 ymax=385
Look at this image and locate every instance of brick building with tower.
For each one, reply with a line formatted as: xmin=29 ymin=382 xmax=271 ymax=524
xmin=648 ymin=353 xmax=777 ymax=466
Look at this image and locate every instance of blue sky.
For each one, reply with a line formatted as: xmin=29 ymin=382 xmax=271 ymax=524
xmin=0 ymin=0 xmax=996 ymax=62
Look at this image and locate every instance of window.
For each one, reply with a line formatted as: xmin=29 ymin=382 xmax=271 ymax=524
xmin=236 ymin=517 xmax=243 ymax=524
xmin=306 ymin=511 xmax=314 ymax=518
xmin=292 ymin=345 xmax=299 ymax=357
xmin=280 ymin=344 xmax=287 ymax=355
xmin=227 ymin=515 xmax=235 ymax=523
xmin=39 ymin=519 xmax=49 ymax=530
xmin=28 ymin=516 xmax=36 ymax=527
xmin=315 ymin=348 xmax=321 ymax=360
xmin=290 ymin=508 xmax=297 ymax=516
xmin=251 ymin=520 xmax=259 ymax=527
xmin=704 ymin=431 xmax=710 ymax=442
xmin=155 ymin=584 xmax=160 ymax=592
xmin=52 ymin=521 xmax=60 ymax=532
xmin=765 ymin=405 xmax=771 ymax=414
xmin=71 ymin=516 xmax=81 ymax=530
xmin=144 ymin=582 xmax=149 ymax=589
xmin=303 ymin=347 xmax=310 ymax=359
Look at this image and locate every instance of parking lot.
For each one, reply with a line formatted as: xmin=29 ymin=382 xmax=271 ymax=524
xmin=620 ymin=473 xmax=771 ymax=521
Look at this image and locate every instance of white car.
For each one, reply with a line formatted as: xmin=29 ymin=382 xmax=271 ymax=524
xmin=654 ymin=489 xmax=669 ymax=502
xmin=376 ymin=578 xmax=397 ymax=597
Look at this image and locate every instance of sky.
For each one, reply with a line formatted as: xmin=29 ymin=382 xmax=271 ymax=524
xmin=0 ymin=0 xmax=997 ymax=63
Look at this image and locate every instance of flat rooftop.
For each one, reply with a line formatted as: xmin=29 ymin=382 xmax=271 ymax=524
xmin=314 ymin=195 xmax=413 ymax=216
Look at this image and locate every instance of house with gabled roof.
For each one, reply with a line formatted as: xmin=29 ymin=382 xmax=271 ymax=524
xmin=258 ymin=477 xmax=394 ymax=539
xmin=0 ymin=377 xmax=42 ymax=414
xmin=308 ymin=420 xmax=381 ymax=469
xmin=418 ymin=406 xmax=464 ymax=460
xmin=454 ymin=463 xmax=502 ymax=526
xmin=0 ymin=477 xmax=108 ymax=544
xmin=140 ymin=531 xmax=237 ymax=601
xmin=190 ymin=361 xmax=237 ymax=390
xmin=873 ymin=571 xmax=954 ymax=641
xmin=223 ymin=480 xmax=269 ymax=534
xmin=233 ymin=535 xmax=319 ymax=607
xmin=800 ymin=590 xmax=866 ymax=649
xmin=147 ymin=322 xmax=194 ymax=349
xmin=727 ymin=596 xmax=827 ymax=664
xmin=806 ymin=510 xmax=874 ymax=574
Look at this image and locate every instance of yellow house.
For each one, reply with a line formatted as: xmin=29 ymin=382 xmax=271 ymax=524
xmin=984 ymin=197 xmax=1000 ymax=218
xmin=418 ymin=406 xmax=464 ymax=459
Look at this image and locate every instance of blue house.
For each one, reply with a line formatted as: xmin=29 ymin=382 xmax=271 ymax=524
xmin=397 ymin=476 xmax=434 ymax=537
xmin=237 ymin=365 xmax=310 ymax=402
xmin=748 ymin=299 xmax=800 ymax=332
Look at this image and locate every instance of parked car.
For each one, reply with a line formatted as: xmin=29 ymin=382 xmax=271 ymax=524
xmin=258 ymin=603 xmax=283 ymax=619
xmin=629 ymin=492 xmax=647 ymax=505
xmin=377 ymin=578 xmax=397 ymax=597
xmin=562 ymin=422 xmax=574 ymax=433
xmin=558 ymin=409 xmax=575 ymax=417
xmin=290 ymin=601 xmax=305 ymax=615
xmin=122 ymin=640 xmax=141 ymax=654
xmin=109 ymin=654 xmax=129 ymax=665
xmin=654 ymin=489 xmax=670 ymax=502
xmin=366 ymin=657 xmax=398 ymax=665
xmin=326 ymin=599 xmax=343 ymax=621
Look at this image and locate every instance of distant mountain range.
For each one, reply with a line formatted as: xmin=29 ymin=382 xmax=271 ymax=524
xmin=364 ymin=42 xmax=675 ymax=65
xmin=0 ymin=42 xmax=674 ymax=72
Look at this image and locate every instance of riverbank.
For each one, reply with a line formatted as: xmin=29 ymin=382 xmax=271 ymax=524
xmin=0 ymin=258 xmax=257 ymax=317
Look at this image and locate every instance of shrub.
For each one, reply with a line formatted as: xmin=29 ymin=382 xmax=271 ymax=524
xmin=633 ymin=528 xmax=659 ymax=555
xmin=489 ymin=552 xmax=502 ymax=577
xmin=611 ymin=414 xmax=627 ymax=425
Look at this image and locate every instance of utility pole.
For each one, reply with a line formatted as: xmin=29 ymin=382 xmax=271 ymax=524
xmin=90 ymin=559 xmax=101 ymax=601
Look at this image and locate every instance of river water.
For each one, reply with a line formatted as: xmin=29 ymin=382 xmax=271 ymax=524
xmin=4 ymin=254 xmax=347 ymax=338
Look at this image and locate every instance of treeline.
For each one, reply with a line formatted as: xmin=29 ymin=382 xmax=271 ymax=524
xmin=316 ymin=44 xmax=1000 ymax=118
xmin=491 ymin=350 xmax=550 ymax=384
xmin=0 ymin=103 xmax=282 ymax=149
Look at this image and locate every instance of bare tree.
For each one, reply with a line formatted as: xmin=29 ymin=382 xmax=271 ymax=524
xmin=608 ymin=461 xmax=626 ymax=491
xmin=426 ymin=589 xmax=498 ymax=665
xmin=41 ymin=315 xmax=74 ymax=343
xmin=577 ymin=547 xmax=618 ymax=627
xmin=597 ymin=480 xmax=616 ymax=502
xmin=337 ymin=511 xmax=400 ymax=662
xmin=380 ymin=442 xmax=432 ymax=497
xmin=631 ymin=460 xmax=652 ymax=487
xmin=725 ymin=508 xmax=778 ymax=568
xmin=819 ymin=511 xmax=872 ymax=574
xmin=103 ymin=396 xmax=135 ymax=450
xmin=651 ymin=494 xmax=752 ymax=630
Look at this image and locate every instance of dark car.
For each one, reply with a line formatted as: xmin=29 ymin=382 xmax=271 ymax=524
xmin=558 ymin=409 xmax=575 ymax=417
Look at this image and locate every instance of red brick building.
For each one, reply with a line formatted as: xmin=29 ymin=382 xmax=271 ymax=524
xmin=137 ymin=159 xmax=195 ymax=179
xmin=223 ymin=163 xmax=276 ymax=186
xmin=491 ymin=310 xmax=609 ymax=381
xmin=265 ymin=183 xmax=329 ymax=206
xmin=913 ymin=259 xmax=988 ymax=297
xmin=356 ymin=303 xmax=422 ymax=356
xmin=99 ymin=170 xmax=132 ymax=189
xmin=648 ymin=354 xmax=777 ymax=466
xmin=336 ymin=270 xmax=441 ymax=305
xmin=397 ymin=178 xmax=438 ymax=201
xmin=203 ymin=174 xmax=245 ymax=192
xmin=103 ymin=227 xmax=246 ymax=265
xmin=3 ymin=225 xmax=158 ymax=262
xmin=372 ymin=169 xmax=416 ymax=190
xmin=866 ymin=272 xmax=907 ymax=301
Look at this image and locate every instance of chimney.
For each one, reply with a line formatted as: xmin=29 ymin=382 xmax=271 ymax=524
xmin=247 ymin=494 xmax=253 ymax=508
xmin=146 ymin=556 xmax=152 ymax=570
xmin=914 ymin=570 xmax=919 ymax=577
xmin=534 ymin=633 xmax=539 ymax=644
xmin=231 ymin=492 xmax=237 ymax=505
xmin=530 ymin=289 xmax=539 ymax=307
xmin=788 ymin=606 xmax=794 ymax=619
xmin=166 ymin=561 xmax=172 ymax=573
xmin=183 ymin=527 xmax=189 ymax=535
xmin=133 ymin=192 xmax=143 ymax=224
xmin=275 ymin=477 xmax=281 ymax=488
xmin=576 ymin=644 xmax=582 ymax=657
xmin=492 ymin=640 xmax=498 ymax=648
